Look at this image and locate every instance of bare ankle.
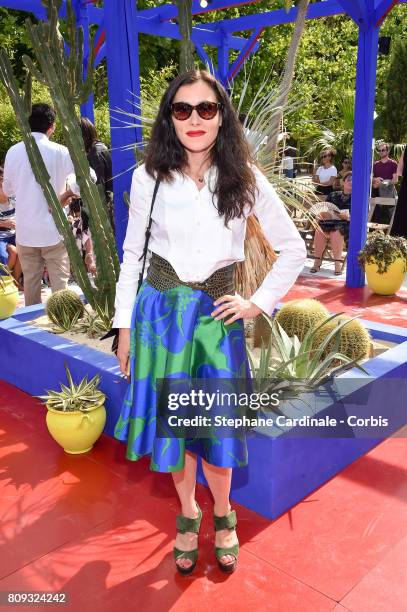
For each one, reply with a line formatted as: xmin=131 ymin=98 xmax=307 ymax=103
xmin=181 ymin=501 xmax=199 ymax=518
xmin=214 ymin=503 xmax=231 ymax=518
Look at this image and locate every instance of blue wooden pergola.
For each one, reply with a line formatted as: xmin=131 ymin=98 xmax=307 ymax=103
xmin=0 ymin=0 xmax=406 ymax=288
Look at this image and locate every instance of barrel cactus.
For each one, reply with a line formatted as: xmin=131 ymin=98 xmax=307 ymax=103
xmin=312 ymin=316 xmax=371 ymax=362
xmin=46 ymin=289 xmax=85 ymax=330
xmin=275 ymin=299 xmax=329 ymax=341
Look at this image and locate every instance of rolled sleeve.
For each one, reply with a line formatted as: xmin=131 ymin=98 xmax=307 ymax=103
xmin=112 ymin=166 xmax=153 ymax=328
xmin=248 ymin=166 xmax=306 ymax=317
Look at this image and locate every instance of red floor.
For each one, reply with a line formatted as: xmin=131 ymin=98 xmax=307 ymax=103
xmin=282 ymin=274 xmax=407 ymax=327
xmin=1 ymin=275 xmax=407 ymax=611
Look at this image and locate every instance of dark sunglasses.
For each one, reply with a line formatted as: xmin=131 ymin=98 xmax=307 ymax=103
xmin=322 ymin=153 xmax=332 ymax=158
xmin=379 ymin=148 xmax=388 ymax=153
xmin=171 ymin=101 xmax=222 ymax=121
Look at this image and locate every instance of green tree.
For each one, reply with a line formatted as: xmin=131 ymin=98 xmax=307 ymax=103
xmin=384 ymin=38 xmax=407 ymax=144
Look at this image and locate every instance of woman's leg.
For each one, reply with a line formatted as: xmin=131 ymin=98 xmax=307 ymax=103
xmin=202 ymin=460 xmax=238 ymax=566
xmin=311 ymin=228 xmax=328 ymax=271
xmin=329 ymin=230 xmax=345 ymax=273
xmin=172 ymin=450 xmax=199 ymax=570
xmin=7 ymin=245 xmax=22 ymax=287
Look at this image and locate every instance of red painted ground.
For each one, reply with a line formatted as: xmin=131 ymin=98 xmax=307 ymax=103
xmin=1 ymin=274 xmax=407 ymax=611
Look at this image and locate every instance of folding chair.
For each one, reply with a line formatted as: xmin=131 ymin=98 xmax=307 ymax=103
xmin=367 ymin=197 xmax=397 ymax=235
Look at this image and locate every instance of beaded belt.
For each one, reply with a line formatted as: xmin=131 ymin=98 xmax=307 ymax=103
xmin=146 ymin=252 xmax=236 ymax=301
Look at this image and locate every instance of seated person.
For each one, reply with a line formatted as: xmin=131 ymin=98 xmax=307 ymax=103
xmin=310 ymin=171 xmax=352 ymax=276
xmin=312 ymin=148 xmax=338 ymax=200
xmin=0 ymin=166 xmax=22 ymax=287
xmin=333 ymin=157 xmax=352 ymax=190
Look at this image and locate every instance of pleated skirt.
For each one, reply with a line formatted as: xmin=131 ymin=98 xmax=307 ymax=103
xmin=113 ymin=280 xmax=249 ymax=472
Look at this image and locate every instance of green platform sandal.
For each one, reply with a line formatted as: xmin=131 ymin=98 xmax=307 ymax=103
xmin=214 ymin=509 xmax=239 ymax=573
xmin=173 ymin=503 xmax=202 ymax=575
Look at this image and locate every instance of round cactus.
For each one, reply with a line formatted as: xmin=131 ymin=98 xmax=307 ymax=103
xmin=275 ymin=299 xmax=329 ymax=341
xmin=312 ymin=316 xmax=371 ymax=362
xmin=46 ymin=289 xmax=85 ymax=329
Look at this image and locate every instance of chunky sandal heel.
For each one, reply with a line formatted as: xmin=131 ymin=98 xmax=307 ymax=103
xmin=173 ymin=503 xmax=202 ymax=575
xmin=309 ymin=257 xmax=322 ymax=273
xmin=214 ymin=509 xmax=239 ymax=573
xmin=334 ymin=259 xmax=343 ymax=275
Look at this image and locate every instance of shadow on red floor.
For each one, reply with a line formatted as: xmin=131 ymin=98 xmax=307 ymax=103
xmin=1 ymin=379 xmax=407 ymax=612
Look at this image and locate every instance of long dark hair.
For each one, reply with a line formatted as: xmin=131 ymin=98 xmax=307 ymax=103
xmin=144 ymin=70 xmax=257 ymax=225
xmin=80 ymin=117 xmax=98 ymax=154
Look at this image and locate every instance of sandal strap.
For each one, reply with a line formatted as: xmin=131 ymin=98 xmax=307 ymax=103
xmin=214 ymin=509 xmax=237 ymax=531
xmin=215 ymin=543 xmax=239 ymax=561
xmin=173 ymin=547 xmax=198 ymax=563
xmin=176 ymin=505 xmax=202 ymax=534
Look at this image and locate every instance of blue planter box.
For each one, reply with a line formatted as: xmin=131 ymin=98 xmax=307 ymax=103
xmin=1 ymin=303 xmax=407 ymax=520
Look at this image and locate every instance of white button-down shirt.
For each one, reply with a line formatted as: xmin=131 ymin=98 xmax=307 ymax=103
xmin=113 ymin=163 xmax=306 ymax=328
xmin=3 ymin=132 xmax=74 ymax=247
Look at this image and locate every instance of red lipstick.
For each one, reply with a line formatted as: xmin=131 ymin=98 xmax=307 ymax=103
xmin=186 ymin=131 xmax=206 ymax=137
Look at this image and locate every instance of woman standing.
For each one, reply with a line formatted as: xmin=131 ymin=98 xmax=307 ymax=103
xmin=313 ymin=148 xmax=338 ymax=200
xmin=113 ymin=70 xmax=306 ymax=575
xmin=390 ymin=150 xmax=407 ymax=238
xmin=80 ymin=117 xmax=114 ymax=228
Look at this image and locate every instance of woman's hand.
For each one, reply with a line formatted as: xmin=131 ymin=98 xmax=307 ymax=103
xmin=0 ymin=219 xmax=15 ymax=229
xmin=340 ymin=210 xmax=350 ymax=221
xmin=117 ymin=328 xmax=130 ymax=377
xmin=211 ymin=294 xmax=263 ymax=325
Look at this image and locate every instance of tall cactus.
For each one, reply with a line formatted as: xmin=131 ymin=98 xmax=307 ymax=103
xmin=0 ymin=0 xmax=120 ymax=318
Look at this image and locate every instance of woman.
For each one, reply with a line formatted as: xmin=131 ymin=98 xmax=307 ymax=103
xmin=0 ymin=166 xmax=22 ymax=287
xmin=390 ymin=150 xmax=407 ymax=238
xmin=113 ymin=70 xmax=306 ymax=575
xmin=313 ymin=148 xmax=338 ymax=200
xmin=333 ymin=157 xmax=352 ymax=190
xmin=310 ymin=171 xmax=352 ymax=275
xmin=80 ymin=117 xmax=114 ymax=228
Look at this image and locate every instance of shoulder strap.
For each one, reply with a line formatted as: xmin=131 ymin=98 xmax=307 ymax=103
xmin=137 ymin=177 xmax=161 ymax=292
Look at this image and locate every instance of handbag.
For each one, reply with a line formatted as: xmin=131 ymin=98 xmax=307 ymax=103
xmin=101 ymin=177 xmax=161 ymax=355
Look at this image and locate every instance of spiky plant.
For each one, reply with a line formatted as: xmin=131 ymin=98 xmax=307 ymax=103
xmin=275 ymin=298 xmax=329 ymax=342
xmin=247 ymin=313 xmax=368 ymax=394
xmin=0 ymin=263 xmax=18 ymax=291
xmin=75 ymin=307 xmax=111 ymax=339
xmin=39 ymin=365 xmax=105 ymax=413
xmin=46 ymin=289 xmax=85 ymax=332
xmin=312 ymin=316 xmax=371 ymax=362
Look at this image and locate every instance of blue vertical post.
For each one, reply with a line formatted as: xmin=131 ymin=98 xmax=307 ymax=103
xmin=104 ymin=0 xmax=142 ymax=259
xmin=346 ymin=19 xmax=379 ymax=287
xmin=217 ymin=29 xmax=230 ymax=88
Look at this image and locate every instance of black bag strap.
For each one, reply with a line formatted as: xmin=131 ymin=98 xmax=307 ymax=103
xmin=101 ymin=176 xmax=161 ymax=351
xmin=137 ymin=177 xmax=161 ymax=292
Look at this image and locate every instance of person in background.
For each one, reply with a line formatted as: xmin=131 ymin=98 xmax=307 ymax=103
xmin=310 ymin=171 xmax=352 ymax=275
xmin=313 ymin=148 xmax=337 ymax=200
xmin=80 ymin=117 xmax=114 ymax=229
xmin=0 ymin=166 xmax=22 ymax=286
xmin=390 ymin=149 xmax=407 ymax=238
xmin=2 ymin=103 xmax=74 ymax=306
xmin=371 ymin=143 xmax=398 ymax=224
xmin=333 ymin=157 xmax=352 ymax=190
xmin=281 ymin=152 xmax=295 ymax=179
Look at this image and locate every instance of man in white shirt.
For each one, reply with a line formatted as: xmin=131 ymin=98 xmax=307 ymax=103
xmin=3 ymin=103 xmax=74 ymax=305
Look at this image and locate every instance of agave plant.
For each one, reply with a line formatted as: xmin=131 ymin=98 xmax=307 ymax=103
xmin=39 ymin=365 xmax=105 ymax=413
xmin=0 ymin=263 xmax=18 ymax=290
xmin=75 ymin=306 xmax=112 ymax=339
xmin=247 ymin=312 xmax=369 ymax=395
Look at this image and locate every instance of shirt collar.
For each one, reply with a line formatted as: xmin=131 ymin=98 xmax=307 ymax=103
xmin=31 ymin=132 xmax=49 ymax=141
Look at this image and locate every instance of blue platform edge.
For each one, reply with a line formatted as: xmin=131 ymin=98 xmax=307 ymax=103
xmin=1 ymin=302 xmax=407 ymax=520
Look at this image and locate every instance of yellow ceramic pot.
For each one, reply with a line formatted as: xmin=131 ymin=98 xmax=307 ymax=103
xmin=46 ymin=400 xmax=107 ymax=454
xmin=365 ymin=257 xmax=406 ymax=296
xmin=0 ymin=277 xmax=19 ymax=319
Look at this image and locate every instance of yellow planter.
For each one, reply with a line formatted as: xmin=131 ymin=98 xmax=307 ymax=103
xmin=365 ymin=257 xmax=406 ymax=296
xmin=46 ymin=400 xmax=107 ymax=454
xmin=0 ymin=277 xmax=19 ymax=319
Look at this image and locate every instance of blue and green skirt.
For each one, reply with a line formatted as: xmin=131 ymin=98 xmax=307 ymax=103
xmin=113 ymin=280 xmax=249 ymax=472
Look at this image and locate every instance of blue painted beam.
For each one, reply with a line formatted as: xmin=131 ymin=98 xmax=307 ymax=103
xmin=217 ymin=29 xmax=230 ymax=87
xmin=137 ymin=0 xmax=258 ymax=20
xmin=335 ymin=0 xmax=365 ymax=25
xmin=346 ymin=23 xmax=380 ymax=288
xmin=104 ymin=0 xmax=142 ymax=260
xmin=374 ymin=0 xmax=399 ymax=25
xmin=77 ymin=0 xmax=95 ymax=123
xmin=226 ymin=26 xmax=263 ymax=83
xmin=135 ymin=16 xmax=248 ymax=50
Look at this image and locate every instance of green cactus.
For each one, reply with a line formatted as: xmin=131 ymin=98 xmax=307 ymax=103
xmin=0 ymin=0 xmax=120 ymax=321
xmin=46 ymin=289 xmax=85 ymax=330
xmin=312 ymin=316 xmax=371 ymax=362
xmin=275 ymin=299 xmax=329 ymax=341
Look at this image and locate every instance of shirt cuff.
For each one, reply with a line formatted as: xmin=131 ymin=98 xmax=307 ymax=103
xmin=112 ymin=308 xmax=133 ymax=329
xmin=249 ymin=288 xmax=279 ymax=318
